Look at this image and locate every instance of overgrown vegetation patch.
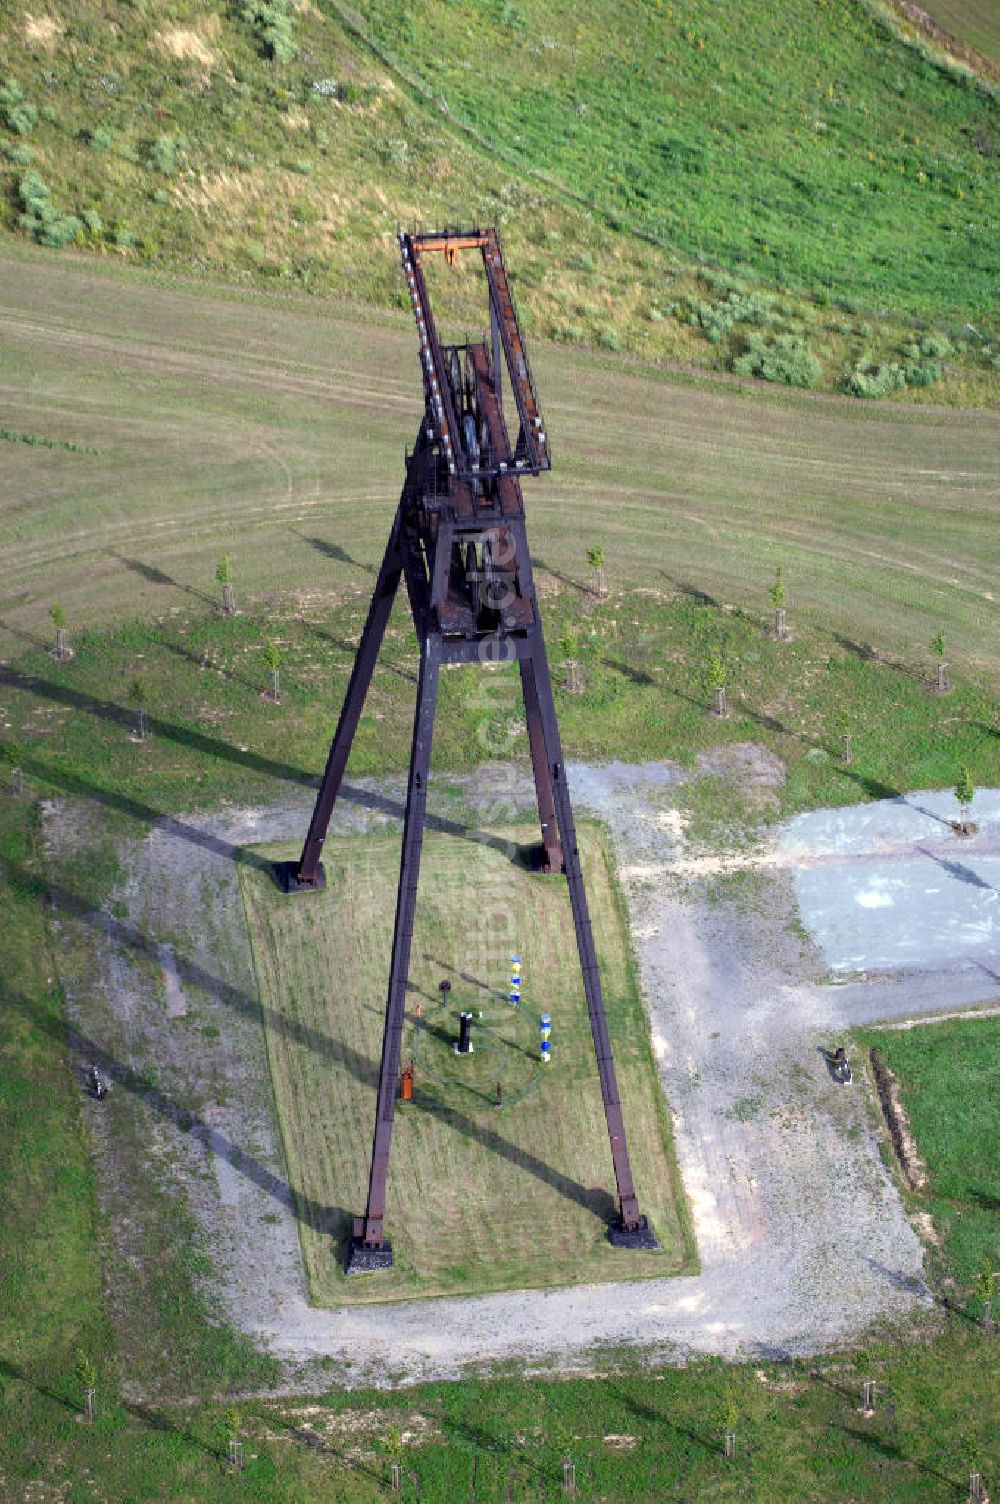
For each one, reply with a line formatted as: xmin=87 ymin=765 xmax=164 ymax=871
xmin=858 ymin=1016 xmax=1000 ymax=1313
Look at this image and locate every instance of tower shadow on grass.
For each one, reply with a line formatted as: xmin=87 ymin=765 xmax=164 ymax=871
xmin=10 ymin=860 xmax=608 ymax=1230
xmin=0 ymin=664 xmax=524 ymax=866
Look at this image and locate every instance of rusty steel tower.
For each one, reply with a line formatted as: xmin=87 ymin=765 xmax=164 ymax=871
xmin=280 ymin=228 xmax=657 ymax=1272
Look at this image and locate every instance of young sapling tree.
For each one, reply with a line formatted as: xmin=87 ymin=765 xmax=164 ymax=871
xmin=706 ymin=644 xmax=727 ymax=717
xmin=586 ymin=543 xmax=606 ymax=599
xmin=930 ymin=630 xmax=949 ymax=693
xmin=50 ymin=602 xmax=70 ymax=660
xmin=770 ymin=564 xmax=788 ymax=640
xmin=1 ymin=736 xmax=25 ymax=796
xmin=955 ymin=764 xmax=975 ymax=835
xmin=559 ymin=629 xmax=581 ymax=694
xmin=215 ymin=552 xmax=235 ymax=615
xmin=128 ymin=677 xmax=148 ymax=740
xmin=263 ymin=639 xmax=282 ymax=703
xmin=974 ymin=1257 xmax=997 ymax=1332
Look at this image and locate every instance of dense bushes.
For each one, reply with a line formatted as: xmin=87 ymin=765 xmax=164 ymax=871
xmin=1 ymin=79 xmax=37 ymax=137
xmin=687 ymin=288 xmax=781 ymax=344
xmin=237 ymin=0 xmax=296 ymax=62
xmin=17 ymin=172 xmax=82 ymax=249
xmin=848 ymin=335 xmax=951 ymax=396
xmin=845 ymin=360 xmax=907 ymax=398
xmin=732 ymin=333 xmax=822 ymax=388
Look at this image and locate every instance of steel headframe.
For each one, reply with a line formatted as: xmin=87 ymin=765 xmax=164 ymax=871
xmin=279 ymin=226 xmax=657 ymax=1272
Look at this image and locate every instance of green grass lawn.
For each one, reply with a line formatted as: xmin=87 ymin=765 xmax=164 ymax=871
xmin=241 ymin=824 xmax=690 ymax=1303
xmin=858 ymin=1015 xmax=1000 ymax=1307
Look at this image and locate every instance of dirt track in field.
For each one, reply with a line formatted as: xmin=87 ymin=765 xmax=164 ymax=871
xmin=44 ymin=757 xmax=1000 ymax=1392
xmin=2 ymin=252 xmax=998 ymax=681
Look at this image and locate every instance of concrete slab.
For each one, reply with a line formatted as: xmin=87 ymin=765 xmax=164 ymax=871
xmin=781 ymin=790 xmax=1000 ymax=975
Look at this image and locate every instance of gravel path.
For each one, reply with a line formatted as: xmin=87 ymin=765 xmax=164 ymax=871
xmin=47 ymin=762 xmax=1000 ymax=1389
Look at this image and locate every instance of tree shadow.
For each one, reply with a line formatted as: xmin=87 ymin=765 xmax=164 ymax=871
xmin=611 ymin=1382 xmax=718 ymax=1453
xmin=532 ymin=556 xmax=591 ymax=595
xmin=159 ymin=636 xmax=262 ymax=694
xmin=302 ymin=620 xmax=417 ymax=684
xmin=0 ymin=616 xmax=50 ymax=650
xmin=917 ymin=846 xmax=995 ymax=891
xmin=831 ymin=631 xmax=878 ymax=664
xmin=289 ymin=530 xmax=374 ymax=574
xmin=603 ymin=655 xmax=655 ymax=687
xmin=659 ymin=570 xmax=722 ymax=609
xmin=114 ymin=554 xmax=216 ymax=607
xmin=829 ymin=1418 xmax=962 ymax=1490
xmin=968 ymin=1187 xmax=1000 ymax=1213
xmin=830 ymin=632 xmax=925 ymax=684
xmin=864 ymin=1258 xmax=931 ymax=1300
xmin=904 ymin=798 xmax=956 ymax=831
xmin=267 ymin=1410 xmax=385 ymax=1486
xmin=861 ymin=1256 xmax=980 ymax=1329
xmin=0 ymin=1356 xmax=225 ymax=1461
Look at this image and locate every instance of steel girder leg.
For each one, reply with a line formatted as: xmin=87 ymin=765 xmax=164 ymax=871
xmin=346 ymin=635 xmax=442 ymax=1272
xmin=510 ymin=523 xmax=655 ymax=1246
xmin=283 ymin=514 xmax=404 ymax=891
xmin=519 ymin=657 xmax=563 ymax=873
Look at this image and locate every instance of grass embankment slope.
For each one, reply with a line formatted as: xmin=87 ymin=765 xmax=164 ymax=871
xmin=0 ymin=0 xmax=998 ymax=400
xmin=242 ymin=825 xmax=689 ymax=1304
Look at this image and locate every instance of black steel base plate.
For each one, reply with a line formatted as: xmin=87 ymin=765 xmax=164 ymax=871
xmin=344 ymin=1237 xmax=394 ymax=1275
xmin=524 ymin=841 xmax=564 ymax=875
xmin=608 ymin=1215 xmax=659 ymax=1251
xmin=274 ymin=860 xmax=327 ymax=895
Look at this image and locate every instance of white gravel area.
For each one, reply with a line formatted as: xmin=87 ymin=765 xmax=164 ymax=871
xmin=47 ymin=760 xmax=1000 ymax=1390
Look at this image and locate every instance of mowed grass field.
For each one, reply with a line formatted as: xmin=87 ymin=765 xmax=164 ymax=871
xmin=2 ymin=251 xmax=999 ymax=685
xmin=240 ymin=824 xmax=690 ymax=1304
xmin=920 ymin=0 xmax=1000 ymax=62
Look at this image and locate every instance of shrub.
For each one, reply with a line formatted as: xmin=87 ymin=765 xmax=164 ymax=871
xmin=904 ymin=360 xmax=942 ymax=387
xmin=81 ymin=208 xmax=102 ymax=236
xmin=238 ymin=0 xmax=297 ymax=63
xmin=732 ymin=333 xmax=822 ymax=388
xmin=845 ymin=360 xmax=906 ymax=398
xmin=86 ymin=124 xmax=115 ymax=151
xmin=2 ymin=140 xmax=33 ymax=165
xmin=689 ymin=289 xmax=780 ymax=343
xmin=1 ymin=80 xmax=37 ymax=136
xmin=17 ymin=172 xmax=82 ymax=249
xmin=148 ymin=134 xmax=182 ymax=175
xmin=918 ymin=332 xmax=954 ymax=359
